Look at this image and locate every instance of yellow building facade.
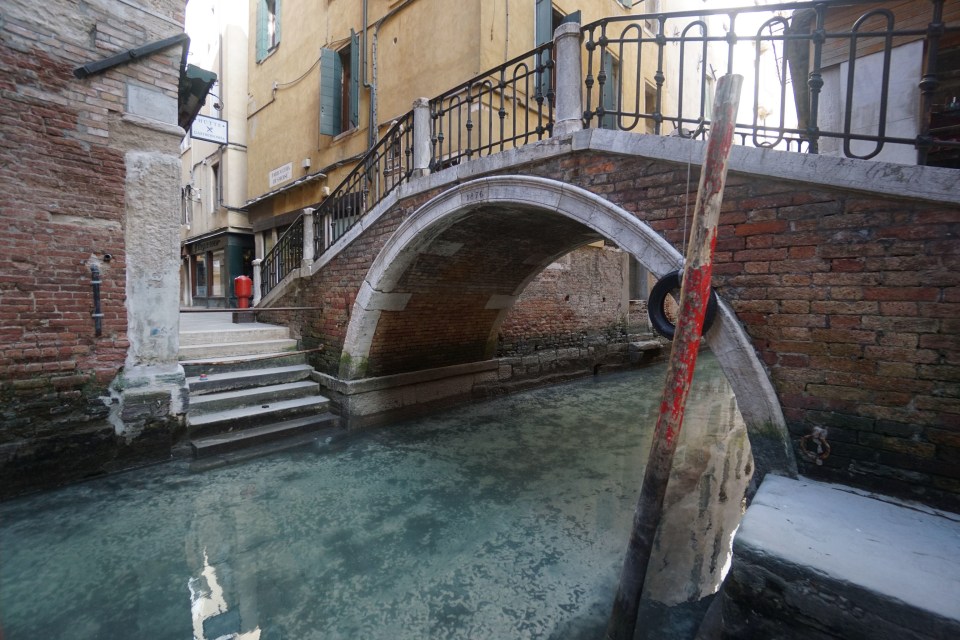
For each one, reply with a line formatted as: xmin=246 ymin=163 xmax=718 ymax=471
xmin=243 ymin=0 xmax=650 ymax=258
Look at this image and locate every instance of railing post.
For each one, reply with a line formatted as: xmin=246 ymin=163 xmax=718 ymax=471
xmin=553 ymin=21 xmax=583 ymax=137
xmin=301 ymin=207 xmax=315 ymax=272
xmin=412 ymin=97 xmax=431 ymax=177
xmin=251 ymin=258 xmax=263 ymax=306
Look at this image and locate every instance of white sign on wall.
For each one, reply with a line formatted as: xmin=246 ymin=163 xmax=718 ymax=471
xmin=191 ymin=114 xmax=229 ymax=144
xmin=269 ymin=162 xmax=293 ymax=187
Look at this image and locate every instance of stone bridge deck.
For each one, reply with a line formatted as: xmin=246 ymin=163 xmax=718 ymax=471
xmin=258 ymin=128 xmax=960 ymax=511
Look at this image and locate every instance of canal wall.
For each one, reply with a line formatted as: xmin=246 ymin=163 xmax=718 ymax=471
xmin=315 ymin=340 xmax=666 ymax=430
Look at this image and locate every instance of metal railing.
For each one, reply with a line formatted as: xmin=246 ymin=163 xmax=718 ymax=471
xmin=429 ymin=42 xmax=555 ymax=170
xmin=582 ymin=0 xmax=959 ymax=163
xmin=259 ymin=113 xmax=414 ymax=299
xmin=313 ymin=112 xmax=415 ymax=257
xmin=260 ymin=215 xmax=303 ymax=298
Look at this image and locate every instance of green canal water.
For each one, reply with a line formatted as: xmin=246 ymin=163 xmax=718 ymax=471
xmin=0 ymin=353 xmax=745 ymax=640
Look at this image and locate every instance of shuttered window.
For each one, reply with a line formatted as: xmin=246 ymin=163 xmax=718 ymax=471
xmin=256 ymin=0 xmax=281 ymax=63
xmin=320 ymin=30 xmax=360 ymax=136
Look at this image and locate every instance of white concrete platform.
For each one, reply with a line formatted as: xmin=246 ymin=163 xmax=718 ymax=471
xmin=723 ymin=475 xmax=960 ymax=639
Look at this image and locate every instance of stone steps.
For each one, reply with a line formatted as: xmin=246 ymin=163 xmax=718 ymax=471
xmin=186 ymin=364 xmax=315 ymax=396
xmin=189 ymin=379 xmax=321 ymax=415
xmin=179 ymin=317 xmax=340 ymax=458
xmin=179 ymin=338 xmax=299 ymax=360
xmin=191 ymin=412 xmax=339 ymax=458
xmin=179 ymin=326 xmax=291 ymax=346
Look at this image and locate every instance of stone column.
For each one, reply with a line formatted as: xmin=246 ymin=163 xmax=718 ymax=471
xmin=412 ymin=97 xmax=431 ymax=177
xmin=301 ymin=207 xmax=315 ymax=273
xmin=552 ymin=21 xmax=583 ymax=137
xmin=252 ymin=258 xmax=263 ymax=306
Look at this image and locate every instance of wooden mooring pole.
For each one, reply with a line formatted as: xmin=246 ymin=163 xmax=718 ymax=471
xmin=605 ymin=73 xmax=743 ymax=640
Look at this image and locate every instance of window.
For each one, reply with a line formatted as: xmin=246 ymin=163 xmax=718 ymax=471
xmin=628 ymin=256 xmax=648 ymax=301
xmin=194 ymin=255 xmax=207 ymax=298
xmin=601 ymin=51 xmax=620 ymax=130
xmin=256 ymin=0 xmax=281 ymax=62
xmin=644 ymin=0 xmax=661 ymax=34
xmin=211 ymin=251 xmax=224 ymax=297
xmin=210 ymin=161 xmax=220 ymax=211
xmin=644 ymin=82 xmax=657 ymax=134
xmin=320 ymin=30 xmax=360 ymax=136
xmin=534 ymin=1 xmax=563 ymax=102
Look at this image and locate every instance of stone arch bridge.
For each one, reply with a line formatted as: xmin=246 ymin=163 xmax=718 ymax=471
xmin=259 ymin=128 xmax=959 ymax=507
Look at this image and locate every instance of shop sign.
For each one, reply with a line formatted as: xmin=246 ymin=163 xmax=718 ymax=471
xmin=191 ymin=115 xmax=228 ymax=144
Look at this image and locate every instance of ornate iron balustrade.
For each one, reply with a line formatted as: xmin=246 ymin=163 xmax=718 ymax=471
xmin=259 ymin=216 xmax=303 ymax=298
xmin=313 ymin=112 xmax=415 ymax=257
xmin=582 ymin=0 xmax=959 ymax=164
xmin=429 ymin=42 xmax=555 ymax=171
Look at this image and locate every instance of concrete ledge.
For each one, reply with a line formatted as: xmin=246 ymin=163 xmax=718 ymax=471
xmin=314 ymin=360 xmax=501 ymax=429
xmin=316 ymin=359 xmax=499 ymax=395
xmin=722 ymin=475 xmax=960 ymax=639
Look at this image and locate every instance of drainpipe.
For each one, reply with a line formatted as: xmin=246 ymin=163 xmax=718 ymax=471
xmin=362 ymin=0 xmax=420 ymax=150
xmin=89 ymin=262 xmax=103 ymax=337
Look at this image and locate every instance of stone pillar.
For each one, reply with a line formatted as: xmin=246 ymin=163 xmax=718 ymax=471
xmin=301 ymin=207 xmax=315 ymax=272
xmin=552 ymin=21 xmax=583 ymax=137
xmin=252 ymin=258 xmax=263 ymax=306
xmin=412 ymin=97 xmax=431 ymax=177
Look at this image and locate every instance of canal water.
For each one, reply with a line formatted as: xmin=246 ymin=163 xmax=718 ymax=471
xmin=0 ymin=352 xmax=750 ymax=640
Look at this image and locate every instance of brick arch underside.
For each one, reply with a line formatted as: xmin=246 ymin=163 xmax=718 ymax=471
xmin=341 ymin=175 xmax=796 ymax=478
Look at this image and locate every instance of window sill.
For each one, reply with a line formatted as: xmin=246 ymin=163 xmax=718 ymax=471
xmin=257 ymin=45 xmax=279 ymax=65
xmin=331 ymin=126 xmax=361 ymax=144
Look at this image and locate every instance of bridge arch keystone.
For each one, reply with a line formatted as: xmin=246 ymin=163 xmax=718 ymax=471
xmin=341 ymin=175 xmax=796 ymax=479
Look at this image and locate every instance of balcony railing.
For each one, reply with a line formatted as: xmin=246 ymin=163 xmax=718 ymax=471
xmin=259 ymin=216 xmax=303 ymax=298
xmin=313 ymin=112 xmax=415 ymax=258
xmin=429 ymin=42 xmax=555 ymax=170
xmin=257 ymin=0 xmax=957 ymax=302
xmin=582 ymin=0 xmax=959 ymax=163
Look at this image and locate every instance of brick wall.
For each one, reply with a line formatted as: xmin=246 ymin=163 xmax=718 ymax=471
xmin=499 ymin=242 xmax=629 ymax=356
xmin=0 ymin=0 xmax=186 ymax=497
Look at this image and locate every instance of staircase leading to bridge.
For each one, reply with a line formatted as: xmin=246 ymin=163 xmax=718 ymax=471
xmin=178 ymin=313 xmax=339 ymax=458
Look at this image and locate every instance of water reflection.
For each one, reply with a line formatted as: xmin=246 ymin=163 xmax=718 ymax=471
xmin=0 ymin=353 xmax=749 ymax=639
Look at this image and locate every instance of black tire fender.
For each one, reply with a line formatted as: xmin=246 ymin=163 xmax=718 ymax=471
xmin=647 ymin=269 xmax=719 ymax=340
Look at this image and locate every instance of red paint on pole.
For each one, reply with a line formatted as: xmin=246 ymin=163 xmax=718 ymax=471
xmin=606 ymin=74 xmax=743 ymax=640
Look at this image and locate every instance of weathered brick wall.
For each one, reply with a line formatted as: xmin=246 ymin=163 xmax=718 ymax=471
xmin=271 ymin=148 xmax=958 ymax=509
xmin=499 ymin=242 xmax=629 ymax=356
xmin=0 ymin=0 xmax=186 ymax=497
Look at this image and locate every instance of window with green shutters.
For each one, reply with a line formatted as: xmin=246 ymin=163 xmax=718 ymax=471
xmin=256 ymin=0 xmax=281 ymax=63
xmin=601 ymin=51 xmax=620 ymax=129
xmin=320 ymin=30 xmax=360 ymax=136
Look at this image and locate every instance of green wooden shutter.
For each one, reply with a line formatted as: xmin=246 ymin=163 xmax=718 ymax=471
xmin=320 ymin=48 xmax=342 ymax=135
xmin=256 ymin=0 xmax=267 ymax=62
xmin=273 ymin=0 xmax=282 ymax=47
xmin=350 ymin=29 xmax=360 ymax=129
xmin=601 ymin=51 xmax=617 ymax=129
xmin=535 ymin=0 xmax=553 ymax=101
